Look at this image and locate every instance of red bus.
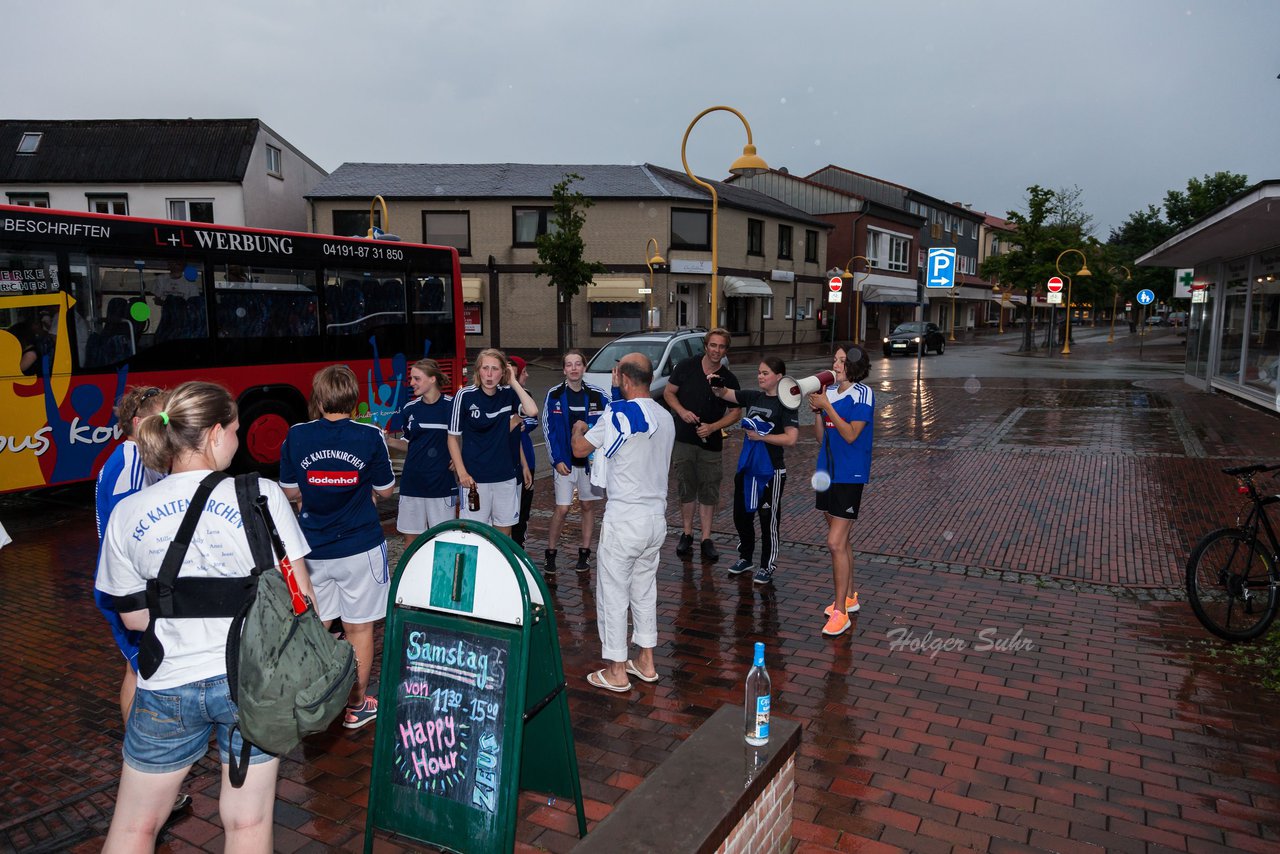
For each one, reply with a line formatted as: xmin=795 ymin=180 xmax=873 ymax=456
xmin=0 ymin=204 xmax=464 ymax=493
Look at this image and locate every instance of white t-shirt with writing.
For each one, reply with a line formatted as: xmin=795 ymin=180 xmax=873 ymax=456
xmin=96 ymin=470 xmax=310 ymax=691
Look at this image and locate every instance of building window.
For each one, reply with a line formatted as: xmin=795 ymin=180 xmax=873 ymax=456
xmin=805 ymin=297 xmax=814 ymax=321
xmin=333 ymin=209 xmax=379 ymax=237
xmin=777 ymin=224 xmax=793 ymax=260
xmin=513 ymin=206 xmax=554 ymax=246
xmin=16 ymin=132 xmax=42 ymax=154
xmin=423 ymin=211 xmax=471 ymax=256
xmin=670 ymin=208 xmax=710 ymax=250
xmin=868 ymin=228 xmax=910 ymax=272
xmin=168 ymin=199 xmax=214 ymax=223
xmin=762 ymin=296 xmax=773 ymax=319
xmin=87 ymin=194 xmax=128 ymax=215
xmin=590 ymin=301 xmax=643 ymax=335
xmin=747 ymin=219 xmax=763 ymax=256
xmin=265 ymin=144 xmax=282 ymax=178
xmin=804 ymin=229 xmax=819 ymax=263
xmin=6 ymin=192 xmax=49 ymax=207
xmin=785 ymin=296 xmax=794 ymax=319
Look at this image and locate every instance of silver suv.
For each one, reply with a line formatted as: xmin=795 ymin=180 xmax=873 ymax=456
xmin=583 ymin=328 xmax=710 ymax=400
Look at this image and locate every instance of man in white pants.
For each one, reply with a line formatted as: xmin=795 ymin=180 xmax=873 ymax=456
xmin=572 ymin=353 xmax=675 ymax=692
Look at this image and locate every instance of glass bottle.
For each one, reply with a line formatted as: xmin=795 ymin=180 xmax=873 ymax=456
xmin=744 ymin=642 xmax=770 ymax=746
xmin=467 ymin=485 xmax=480 ymax=512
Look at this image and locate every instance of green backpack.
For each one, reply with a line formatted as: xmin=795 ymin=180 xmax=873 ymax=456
xmin=225 ymin=475 xmax=357 ymax=787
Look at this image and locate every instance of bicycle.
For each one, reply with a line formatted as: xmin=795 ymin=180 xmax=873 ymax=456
xmin=1185 ymin=463 xmax=1280 ymax=641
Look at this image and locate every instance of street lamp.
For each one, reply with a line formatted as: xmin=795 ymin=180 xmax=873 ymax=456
xmin=681 ymin=105 xmax=769 ymax=329
xmin=1055 ymin=248 xmax=1092 ymax=355
xmin=840 ymin=255 xmax=871 ymax=344
xmin=1107 ymin=265 xmax=1130 ymax=344
xmin=645 ymin=237 xmax=665 ymax=331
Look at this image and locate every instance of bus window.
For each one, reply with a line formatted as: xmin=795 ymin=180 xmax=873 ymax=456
xmin=1 ymin=250 xmax=62 ymax=378
xmin=323 ymin=269 xmax=407 ymax=338
xmin=72 ymin=254 xmax=208 ymax=368
xmin=213 ymin=264 xmax=318 ymax=339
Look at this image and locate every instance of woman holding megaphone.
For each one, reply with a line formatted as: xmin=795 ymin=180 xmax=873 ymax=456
xmin=711 ymin=356 xmax=799 ymax=586
xmin=806 ymin=344 xmax=874 ymax=637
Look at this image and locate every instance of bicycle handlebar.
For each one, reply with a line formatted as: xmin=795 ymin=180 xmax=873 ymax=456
xmin=1222 ymin=463 xmax=1280 ymax=477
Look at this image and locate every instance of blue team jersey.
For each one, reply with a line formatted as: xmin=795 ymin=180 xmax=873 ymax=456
xmin=278 ymin=417 xmax=395 ymax=560
xmin=815 ymin=383 xmax=874 ymax=484
xmin=449 ymin=384 xmax=523 ymax=484
xmin=400 ymin=394 xmax=456 ymax=498
xmin=95 ymin=440 xmax=160 ymax=541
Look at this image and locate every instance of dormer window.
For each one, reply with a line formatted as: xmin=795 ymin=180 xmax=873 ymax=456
xmin=17 ymin=132 xmax=42 ymax=154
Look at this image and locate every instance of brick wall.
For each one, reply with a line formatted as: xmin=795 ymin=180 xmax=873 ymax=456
xmin=714 ymin=755 xmax=795 ymax=854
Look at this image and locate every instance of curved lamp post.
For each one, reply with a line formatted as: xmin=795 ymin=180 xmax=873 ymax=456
xmin=368 ymin=195 xmax=389 ymax=238
xmin=1107 ymin=265 xmax=1130 ymax=344
xmin=681 ymin=106 xmax=769 ymax=329
xmin=1055 ymin=248 xmax=1092 ymax=354
xmin=645 ymin=237 xmax=666 ymax=331
xmin=840 ymin=255 xmax=871 ymax=345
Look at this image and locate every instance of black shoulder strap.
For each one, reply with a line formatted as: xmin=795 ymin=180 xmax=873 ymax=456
xmin=234 ymin=474 xmax=273 ymax=571
xmin=152 ymin=472 xmax=229 ymax=617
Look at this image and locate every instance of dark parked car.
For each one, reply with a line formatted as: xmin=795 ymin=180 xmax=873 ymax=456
xmin=882 ymin=321 xmax=945 ymax=357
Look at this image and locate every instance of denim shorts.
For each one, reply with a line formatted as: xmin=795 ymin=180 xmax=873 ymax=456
xmin=124 ymin=675 xmax=273 ymax=773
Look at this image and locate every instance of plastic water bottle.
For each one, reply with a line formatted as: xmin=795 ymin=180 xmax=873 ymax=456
xmin=744 ymin=642 xmax=770 ymax=746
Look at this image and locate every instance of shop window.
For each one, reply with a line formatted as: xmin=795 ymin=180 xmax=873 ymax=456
xmin=590 ymin=301 xmax=643 ymax=335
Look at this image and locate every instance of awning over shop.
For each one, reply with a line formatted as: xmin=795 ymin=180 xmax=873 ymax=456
xmin=722 ymin=276 xmax=773 ymax=297
xmin=461 ymin=277 xmax=484 ymax=302
xmin=953 ymin=286 xmax=991 ymax=300
xmin=1137 ymin=181 xmax=1280 ymax=267
xmin=862 ymin=281 xmax=925 ymax=305
xmin=587 ymin=278 xmax=646 ymax=302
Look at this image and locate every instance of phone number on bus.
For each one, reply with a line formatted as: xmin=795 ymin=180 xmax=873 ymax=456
xmin=321 ymin=242 xmax=404 ymax=261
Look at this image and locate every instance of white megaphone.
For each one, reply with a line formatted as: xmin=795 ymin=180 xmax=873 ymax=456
xmin=777 ymin=370 xmax=836 ymax=410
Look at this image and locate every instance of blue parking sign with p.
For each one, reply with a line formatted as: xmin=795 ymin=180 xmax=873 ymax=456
xmin=926 ymin=248 xmax=956 ymax=288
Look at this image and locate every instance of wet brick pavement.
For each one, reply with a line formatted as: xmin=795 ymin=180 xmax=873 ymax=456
xmin=2 ymin=341 xmax=1280 ymax=853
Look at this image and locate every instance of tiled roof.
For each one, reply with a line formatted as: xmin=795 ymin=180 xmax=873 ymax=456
xmin=0 ymin=119 xmax=261 ymax=183
xmin=308 ymin=162 xmax=702 ymax=201
xmin=308 ymin=162 xmax=829 ymax=227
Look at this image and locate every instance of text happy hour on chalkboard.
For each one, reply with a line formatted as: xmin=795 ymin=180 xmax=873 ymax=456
xmin=393 ymin=622 xmax=509 ymax=815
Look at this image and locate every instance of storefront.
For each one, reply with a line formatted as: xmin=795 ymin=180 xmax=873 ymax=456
xmin=1138 ymin=181 xmax=1280 ymax=412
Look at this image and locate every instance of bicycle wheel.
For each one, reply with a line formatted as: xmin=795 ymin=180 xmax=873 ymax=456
xmin=1186 ymin=528 xmax=1279 ymax=642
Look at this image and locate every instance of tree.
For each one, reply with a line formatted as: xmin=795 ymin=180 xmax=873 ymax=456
xmin=1164 ymin=171 xmax=1250 ymax=232
xmin=534 ymin=173 xmax=608 ymax=351
xmin=1106 ymin=172 xmax=1248 ymax=306
xmin=1107 ymin=205 xmax=1175 ymax=304
xmin=980 ymin=185 xmax=1088 ymax=351
xmin=1051 ymin=184 xmax=1095 ymax=237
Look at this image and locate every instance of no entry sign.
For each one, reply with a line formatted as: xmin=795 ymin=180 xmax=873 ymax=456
xmin=1047 ymin=276 xmax=1064 ymax=293
xmin=828 ymin=276 xmax=843 ymax=293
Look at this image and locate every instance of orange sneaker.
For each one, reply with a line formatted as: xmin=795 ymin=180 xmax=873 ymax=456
xmin=824 ymin=594 xmax=860 ymax=617
xmin=821 ymin=610 xmax=851 ymax=637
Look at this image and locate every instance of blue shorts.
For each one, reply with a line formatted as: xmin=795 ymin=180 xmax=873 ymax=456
xmin=94 ymin=588 xmax=140 ymax=672
xmin=124 ymin=675 xmax=274 ymax=774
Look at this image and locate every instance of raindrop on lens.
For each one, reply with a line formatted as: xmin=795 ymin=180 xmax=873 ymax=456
xmin=811 ymin=471 xmax=832 ymax=492
xmin=964 ymin=377 xmax=981 ymax=395
xmin=943 ymin=531 xmax=954 ymax=541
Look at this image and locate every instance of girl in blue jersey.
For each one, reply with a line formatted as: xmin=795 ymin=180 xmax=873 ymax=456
xmin=279 ymin=365 xmax=395 ymax=730
xmin=448 ymin=349 xmax=539 ymax=535
xmin=388 ymin=359 xmax=457 ymax=547
xmin=806 ymin=345 xmax=874 ymax=638
xmin=94 ymin=385 xmax=166 ymax=726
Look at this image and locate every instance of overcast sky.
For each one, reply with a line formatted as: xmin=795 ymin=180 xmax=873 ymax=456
xmin=7 ymin=0 xmax=1278 ymax=235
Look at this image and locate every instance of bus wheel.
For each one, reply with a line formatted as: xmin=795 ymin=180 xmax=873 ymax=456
xmin=235 ymin=399 xmax=297 ymax=474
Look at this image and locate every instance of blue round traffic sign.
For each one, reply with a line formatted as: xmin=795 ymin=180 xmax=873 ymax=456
xmin=1136 ymin=289 xmax=1155 ymax=305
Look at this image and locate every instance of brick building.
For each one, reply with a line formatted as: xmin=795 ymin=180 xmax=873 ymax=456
xmin=306 ymin=163 xmax=832 ymax=354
